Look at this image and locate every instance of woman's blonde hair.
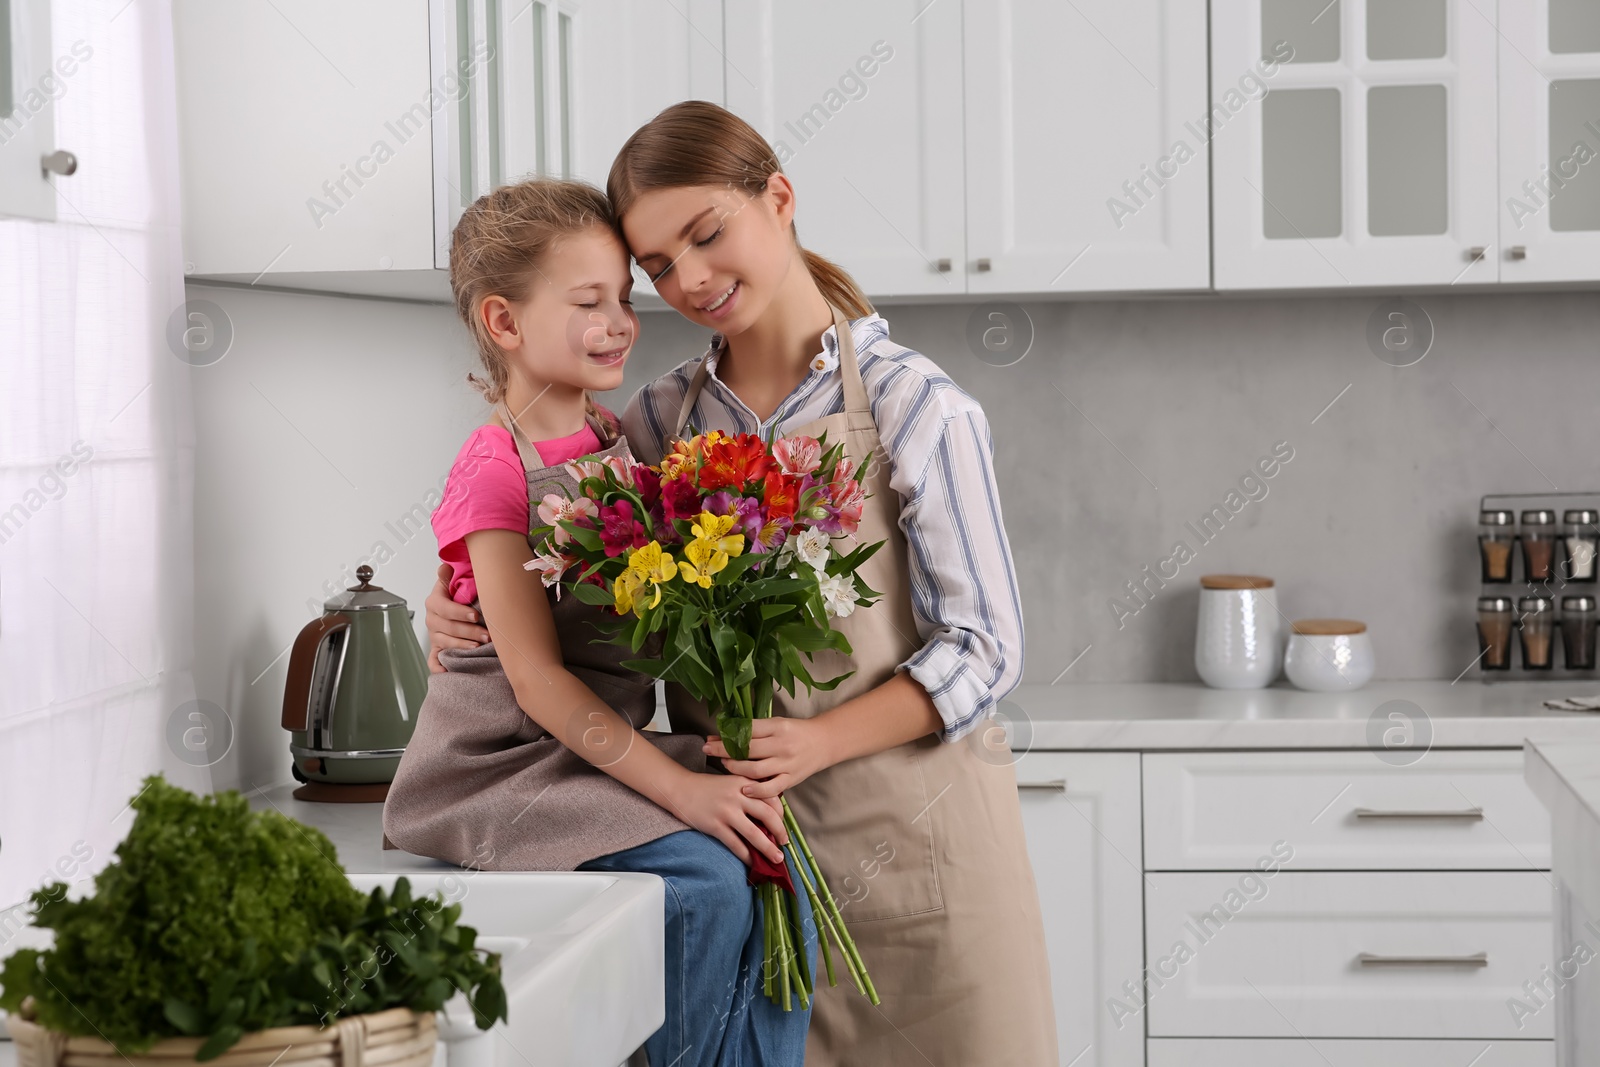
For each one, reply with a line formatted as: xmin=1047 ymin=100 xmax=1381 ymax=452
xmin=448 ymin=178 xmax=621 ymax=438
xmin=607 ymin=101 xmax=873 ymax=319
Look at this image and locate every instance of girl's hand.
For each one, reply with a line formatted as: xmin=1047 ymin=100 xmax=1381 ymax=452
xmin=666 ymin=771 xmax=789 ymax=866
xmin=704 ymin=717 xmax=834 ymax=800
xmin=425 ymin=563 xmax=490 ymax=672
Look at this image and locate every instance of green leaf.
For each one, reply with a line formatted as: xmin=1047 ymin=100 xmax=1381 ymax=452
xmin=162 ymin=998 xmax=205 ymax=1035
xmin=567 ymin=581 xmax=617 ymax=606
xmin=195 ymin=1024 xmax=245 ymax=1062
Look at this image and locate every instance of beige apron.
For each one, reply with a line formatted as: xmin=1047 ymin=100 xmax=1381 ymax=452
xmin=668 ymin=309 xmax=1058 ymax=1066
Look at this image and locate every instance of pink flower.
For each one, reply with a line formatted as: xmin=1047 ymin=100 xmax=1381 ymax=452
xmin=661 ymin=476 xmax=704 ymax=522
xmin=522 ymin=549 xmax=573 ymax=599
xmin=774 ymin=434 xmax=822 ymax=476
xmin=564 ymin=457 xmax=609 ymax=482
xmin=537 ymin=494 xmax=598 ymax=545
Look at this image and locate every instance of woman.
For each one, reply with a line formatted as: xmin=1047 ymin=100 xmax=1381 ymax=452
xmin=426 ymin=102 xmax=1057 ymax=1065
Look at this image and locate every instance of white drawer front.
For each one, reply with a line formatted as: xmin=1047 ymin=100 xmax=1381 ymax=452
xmin=1148 ymin=1038 xmax=1555 ymax=1067
xmin=1143 ymin=871 xmax=1553 ymax=1039
xmin=1143 ymin=750 xmax=1550 ymax=870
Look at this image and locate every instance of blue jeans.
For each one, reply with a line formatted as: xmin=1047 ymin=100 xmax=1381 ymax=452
xmin=579 ymin=829 xmax=816 ymax=1067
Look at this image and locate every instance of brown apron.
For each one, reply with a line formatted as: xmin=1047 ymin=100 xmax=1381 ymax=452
xmin=382 ymin=408 xmax=708 ymax=872
xmin=667 ymin=310 xmax=1059 ymax=1066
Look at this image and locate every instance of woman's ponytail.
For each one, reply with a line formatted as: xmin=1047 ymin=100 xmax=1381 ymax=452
xmin=799 ymin=246 xmax=873 ymax=319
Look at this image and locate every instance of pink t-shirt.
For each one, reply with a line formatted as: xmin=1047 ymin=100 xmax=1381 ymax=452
xmin=433 ymin=414 xmax=606 ymax=605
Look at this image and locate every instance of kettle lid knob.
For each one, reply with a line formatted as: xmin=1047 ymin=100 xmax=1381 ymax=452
xmin=354 ymin=565 xmax=375 ymax=589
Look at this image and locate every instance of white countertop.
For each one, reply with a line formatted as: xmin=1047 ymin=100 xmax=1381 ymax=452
xmin=246 ymin=782 xmax=453 ymax=876
xmin=1005 ymin=679 xmax=1600 ymax=750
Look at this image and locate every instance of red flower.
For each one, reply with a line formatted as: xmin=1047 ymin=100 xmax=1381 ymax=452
xmin=760 ymin=469 xmax=801 ymax=521
xmin=661 ymin=475 xmax=704 ymax=523
xmin=598 ymin=499 xmax=647 ymax=556
xmin=698 ymin=433 xmax=774 ymax=492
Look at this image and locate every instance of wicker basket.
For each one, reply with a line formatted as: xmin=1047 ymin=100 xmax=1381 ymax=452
xmin=4 ymin=998 xmax=438 ymax=1067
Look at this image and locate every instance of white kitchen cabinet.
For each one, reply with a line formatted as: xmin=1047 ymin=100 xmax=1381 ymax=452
xmin=723 ymin=2 xmax=966 ymax=298
xmin=1144 ymin=870 xmax=1553 ymax=1040
xmin=962 ymin=0 xmax=1210 ymax=294
xmin=174 ymin=0 xmax=716 ymax=302
xmin=0 ymin=0 xmax=72 ymax=221
xmin=1498 ymin=0 xmax=1600 ymax=283
xmin=1143 ymin=750 xmax=1551 ymax=871
xmin=175 ymin=0 xmax=442 ymax=296
xmin=1015 ymin=752 xmax=1145 ymax=1067
xmin=1149 ymin=1038 xmax=1555 ymax=1066
xmin=1210 ymin=0 xmax=1500 ymax=289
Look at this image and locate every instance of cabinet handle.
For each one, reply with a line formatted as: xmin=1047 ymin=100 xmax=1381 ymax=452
xmin=1357 ymin=952 xmax=1488 ymax=968
xmin=934 ymin=257 xmax=952 ymax=272
xmin=975 ymin=257 xmax=992 ymax=272
xmin=41 ymin=150 xmax=77 ymax=176
xmin=1509 ymin=245 xmax=1528 ymax=260
xmin=1352 ymin=807 xmax=1483 ymax=820
xmin=1465 ymin=246 xmax=1487 ymax=262
xmin=1017 ymin=779 xmax=1067 ymax=791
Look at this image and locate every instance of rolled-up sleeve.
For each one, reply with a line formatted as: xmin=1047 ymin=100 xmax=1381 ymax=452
xmin=893 ymin=406 xmax=1025 ymax=743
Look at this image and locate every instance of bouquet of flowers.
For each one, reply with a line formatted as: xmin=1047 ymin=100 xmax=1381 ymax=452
xmin=524 ymin=428 xmax=883 ymax=1010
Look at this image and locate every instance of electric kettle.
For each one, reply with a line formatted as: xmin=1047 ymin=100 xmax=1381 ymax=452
xmin=281 ymin=565 xmax=429 ymax=802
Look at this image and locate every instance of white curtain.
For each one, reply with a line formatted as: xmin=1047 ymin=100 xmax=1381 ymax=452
xmin=0 ymin=0 xmax=202 ymax=923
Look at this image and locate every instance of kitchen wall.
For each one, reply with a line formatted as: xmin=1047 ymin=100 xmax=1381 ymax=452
xmin=189 ymin=280 xmax=1600 ymax=792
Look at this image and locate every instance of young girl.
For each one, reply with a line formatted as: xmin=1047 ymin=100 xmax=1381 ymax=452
xmin=426 ymin=108 xmax=1059 ymax=1065
xmin=382 ymin=178 xmax=814 ymax=1067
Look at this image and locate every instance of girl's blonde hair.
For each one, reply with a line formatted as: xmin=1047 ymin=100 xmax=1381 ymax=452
xmin=607 ymin=101 xmax=873 ymax=319
xmin=448 ymin=178 xmax=621 ymax=438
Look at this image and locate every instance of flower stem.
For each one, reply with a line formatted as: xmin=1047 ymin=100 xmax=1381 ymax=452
xmin=783 ymin=798 xmax=879 ymax=1004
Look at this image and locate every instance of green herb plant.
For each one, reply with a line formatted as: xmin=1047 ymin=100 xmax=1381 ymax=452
xmin=0 ymin=775 xmax=506 ymax=1060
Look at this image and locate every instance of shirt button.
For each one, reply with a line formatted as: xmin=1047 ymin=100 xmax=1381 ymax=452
xmin=813 ymin=358 xmax=827 ymax=370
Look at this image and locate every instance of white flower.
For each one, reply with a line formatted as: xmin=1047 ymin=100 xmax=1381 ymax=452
xmin=818 ymin=573 xmax=860 ymax=618
xmin=791 ymin=527 xmax=831 ymax=572
xmin=564 ymin=457 xmax=608 ymax=481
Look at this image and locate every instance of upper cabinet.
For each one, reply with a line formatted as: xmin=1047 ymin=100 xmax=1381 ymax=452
xmin=173 ymin=0 xmax=720 ymax=301
xmin=963 ymin=0 xmax=1210 ymax=294
xmin=723 ymin=2 xmax=967 ymax=297
xmin=172 ymin=0 xmax=1600 ymax=301
xmin=1211 ymin=0 xmax=1499 ymax=289
xmin=1 ymin=0 xmax=74 ymax=221
xmin=1498 ymin=0 xmax=1600 ymax=283
xmin=724 ymin=0 xmax=1211 ymax=298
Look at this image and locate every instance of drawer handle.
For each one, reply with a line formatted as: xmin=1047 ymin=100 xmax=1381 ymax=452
xmin=1352 ymin=807 xmax=1484 ymax=821
xmin=1017 ymin=779 xmax=1067 ymax=791
xmin=1357 ymin=952 xmax=1488 ymax=968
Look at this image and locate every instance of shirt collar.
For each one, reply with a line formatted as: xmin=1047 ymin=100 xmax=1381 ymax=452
xmin=702 ymin=313 xmax=880 ymax=377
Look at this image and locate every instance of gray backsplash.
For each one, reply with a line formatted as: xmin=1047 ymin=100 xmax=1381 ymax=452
xmin=191 ymin=283 xmax=1597 ymax=790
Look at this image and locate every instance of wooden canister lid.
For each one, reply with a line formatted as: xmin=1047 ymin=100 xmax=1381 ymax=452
xmin=1291 ymin=618 xmax=1367 ymax=635
xmin=1199 ymin=574 xmax=1275 ymax=590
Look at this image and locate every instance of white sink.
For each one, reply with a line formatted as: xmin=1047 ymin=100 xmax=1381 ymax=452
xmin=347 ymin=870 xmax=662 ymax=1067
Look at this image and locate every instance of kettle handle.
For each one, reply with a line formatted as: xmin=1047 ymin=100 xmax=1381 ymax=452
xmin=282 ymin=614 xmax=351 ymax=731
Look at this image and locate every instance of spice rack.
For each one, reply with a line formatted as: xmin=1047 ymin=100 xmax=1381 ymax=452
xmin=1475 ymin=491 xmax=1600 ymax=680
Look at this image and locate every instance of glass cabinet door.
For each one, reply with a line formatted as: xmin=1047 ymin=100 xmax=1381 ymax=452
xmin=0 ymin=0 xmax=61 ymax=221
xmin=1211 ymin=0 xmax=1498 ymax=289
xmin=1498 ymin=0 xmax=1600 ymax=282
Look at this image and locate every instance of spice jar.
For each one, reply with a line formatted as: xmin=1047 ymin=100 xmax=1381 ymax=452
xmin=1476 ymin=596 xmax=1513 ymax=670
xmin=1520 ymin=510 xmax=1557 ymax=583
xmin=1561 ymin=596 xmax=1597 ymax=670
xmin=1562 ymin=509 xmax=1599 ymax=584
xmin=1478 ymin=510 xmax=1515 ymax=583
xmin=1518 ymin=596 xmax=1555 ymax=669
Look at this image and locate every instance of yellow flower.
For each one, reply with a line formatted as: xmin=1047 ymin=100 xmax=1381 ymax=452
xmin=625 ymin=541 xmax=676 ymax=608
xmin=691 ymin=511 xmax=745 ymax=557
xmin=613 ymin=569 xmax=645 ymax=615
xmin=678 ymin=538 xmax=728 ymax=588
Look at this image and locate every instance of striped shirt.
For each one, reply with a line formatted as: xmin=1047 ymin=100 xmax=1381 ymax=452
xmin=620 ymin=313 xmax=1024 ymax=744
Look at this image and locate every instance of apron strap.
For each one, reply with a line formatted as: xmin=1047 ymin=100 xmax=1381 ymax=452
xmin=670 ymin=306 xmax=871 ymax=436
xmin=497 ymin=399 xmax=545 ymax=474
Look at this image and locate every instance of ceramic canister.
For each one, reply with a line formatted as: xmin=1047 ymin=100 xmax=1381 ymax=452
xmin=1284 ymin=618 xmax=1376 ymax=691
xmin=1195 ymin=574 xmax=1283 ymax=689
